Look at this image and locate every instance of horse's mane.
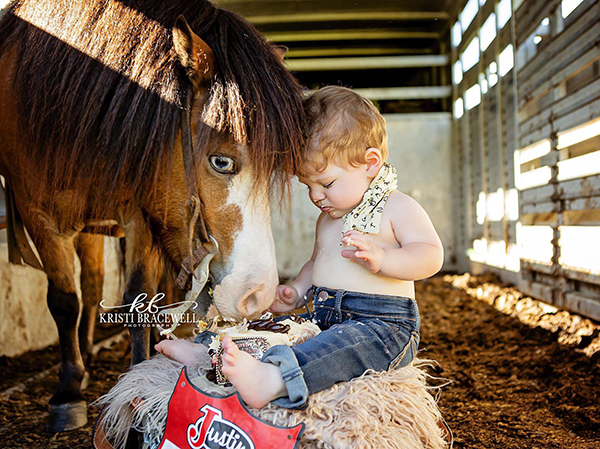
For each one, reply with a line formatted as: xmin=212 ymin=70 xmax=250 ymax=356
xmin=0 ymin=0 xmax=305 ymax=217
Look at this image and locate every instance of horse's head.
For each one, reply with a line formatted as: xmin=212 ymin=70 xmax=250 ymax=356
xmin=196 ymin=138 xmax=278 ymax=320
xmin=170 ymin=17 xmax=300 ymax=320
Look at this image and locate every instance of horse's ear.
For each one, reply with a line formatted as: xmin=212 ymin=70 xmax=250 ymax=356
xmin=273 ymin=45 xmax=289 ymax=61
xmin=173 ymin=15 xmax=214 ymax=83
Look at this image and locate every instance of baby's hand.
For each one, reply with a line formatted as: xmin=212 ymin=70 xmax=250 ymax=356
xmin=341 ymin=230 xmax=386 ymax=273
xmin=269 ymin=285 xmax=300 ymax=313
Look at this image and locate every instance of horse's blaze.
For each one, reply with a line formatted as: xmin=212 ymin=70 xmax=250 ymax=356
xmin=202 ymin=163 xmax=277 ymax=320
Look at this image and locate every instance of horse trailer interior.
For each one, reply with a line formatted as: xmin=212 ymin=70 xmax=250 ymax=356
xmin=0 ymin=0 xmax=599 ymax=447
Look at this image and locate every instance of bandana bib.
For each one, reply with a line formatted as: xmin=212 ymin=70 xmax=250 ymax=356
xmin=341 ymin=162 xmax=398 ymax=236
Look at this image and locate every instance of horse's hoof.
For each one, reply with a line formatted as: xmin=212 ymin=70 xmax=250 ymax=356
xmin=47 ymin=401 xmax=88 ymax=432
xmin=81 ymin=371 xmax=90 ymax=390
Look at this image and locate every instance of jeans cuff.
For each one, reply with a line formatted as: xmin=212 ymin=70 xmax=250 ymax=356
xmin=261 ymin=345 xmax=309 ymax=410
xmin=193 ymin=330 xmax=217 ymax=346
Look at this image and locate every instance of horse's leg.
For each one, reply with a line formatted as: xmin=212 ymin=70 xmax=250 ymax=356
xmin=32 ymin=229 xmax=88 ymax=432
xmin=75 ymin=232 xmax=105 ymax=373
xmin=117 ymin=213 xmax=163 ymax=449
xmin=149 ymin=262 xmax=168 ymax=352
xmin=122 ymin=211 xmax=161 ymax=365
xmin=149 ymin=262 xmax=186 ymax=350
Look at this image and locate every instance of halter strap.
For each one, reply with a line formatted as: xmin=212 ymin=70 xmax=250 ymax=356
xmin=177 ymin=87 xmax=214 ymax=292
xmin=181 ymin=88 xmax=196 ymax=197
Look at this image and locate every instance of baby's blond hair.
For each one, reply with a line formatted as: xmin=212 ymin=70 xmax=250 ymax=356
xmin=300 ymin=86 xmax=388 ymax=176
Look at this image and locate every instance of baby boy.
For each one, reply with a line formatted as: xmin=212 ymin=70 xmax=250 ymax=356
xmin=157 ymin=86 xmax=444 ymax=410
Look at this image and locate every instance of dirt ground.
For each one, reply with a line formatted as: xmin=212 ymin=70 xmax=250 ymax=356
xmin=0 ymin=274 xmax=599 ymax=448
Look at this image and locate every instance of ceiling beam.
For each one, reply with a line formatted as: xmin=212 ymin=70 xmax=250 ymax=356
xmin=305 ymin=86 xmax=452 ymax=100
xmin=248 ymin=11 xmax=448 ymax=25
xmin=287 ymin=47 xmax=434 ymax=57
xmin=285 ymin=55 xmax=449 ymax=71
xmin=350 ymin=86 xmax=452 ymax=100
xmin=268 ymin=29 xmax=440 ymax=42
xmin=216 ymin=0 xmax=448 ymax=14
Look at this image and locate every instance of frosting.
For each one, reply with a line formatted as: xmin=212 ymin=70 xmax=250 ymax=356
xmin=206 ymin=315 xmax=321 ymax=384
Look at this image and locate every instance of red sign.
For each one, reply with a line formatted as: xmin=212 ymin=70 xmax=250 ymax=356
xmin=158 ymin=368 xmax=304 ymax=449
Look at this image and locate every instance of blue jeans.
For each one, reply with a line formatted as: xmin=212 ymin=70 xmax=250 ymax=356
xmin=262 ymin=285 xmax=420 ymax=410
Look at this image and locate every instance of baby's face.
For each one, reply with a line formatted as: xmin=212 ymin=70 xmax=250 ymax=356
xmin=299 ymin=161 xmax=371 ymax=219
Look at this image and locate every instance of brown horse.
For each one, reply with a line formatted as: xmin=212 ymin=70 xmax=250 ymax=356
xmin=0 ymin=0 xmax=305 ymax=432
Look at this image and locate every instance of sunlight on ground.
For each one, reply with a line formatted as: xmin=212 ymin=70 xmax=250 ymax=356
xmin=446 ymin=273 xmax=600 ymax=357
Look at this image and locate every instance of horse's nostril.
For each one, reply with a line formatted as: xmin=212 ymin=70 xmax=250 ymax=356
xmin=237 ymin=288 xmax=268 ymax=319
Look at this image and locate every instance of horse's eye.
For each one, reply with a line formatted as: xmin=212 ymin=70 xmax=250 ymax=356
xmin=209 ymin=155 xmax=236 ymax=174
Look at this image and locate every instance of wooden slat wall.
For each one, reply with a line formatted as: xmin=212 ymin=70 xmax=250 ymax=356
xmin=452 ymin=0 xmax=520 ymax=281
xmin=515 ymin=0 xmax=561 ymax=46
xmin=469 ymin=107 xmax=485 ymax=240
xmin=452 ymin=0 xmax=600 ymax=319
xmin=515 ymin=0 xmax=600 ymax=320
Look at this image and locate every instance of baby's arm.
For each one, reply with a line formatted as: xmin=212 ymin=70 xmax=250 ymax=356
xmin=342 ymin=193 xmax=443 ymax=280
xmin=271 ymin=260 xmax=313 ymax=312
xmin=269 ymin=213 xmax=324 ymax=313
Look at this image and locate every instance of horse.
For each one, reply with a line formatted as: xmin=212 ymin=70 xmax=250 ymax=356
xmin=0 ymin=0 xmax=305 ymax=432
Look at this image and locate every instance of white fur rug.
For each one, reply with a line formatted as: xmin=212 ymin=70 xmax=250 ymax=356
xmin=95 ymin=354 xmax=449 ymax=449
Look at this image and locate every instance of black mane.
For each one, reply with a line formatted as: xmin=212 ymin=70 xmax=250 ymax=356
xmin=0 ymin=0 xmax=305 ymax=216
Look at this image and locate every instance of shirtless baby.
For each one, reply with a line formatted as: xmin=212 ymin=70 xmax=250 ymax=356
xmin=156 ymin=85 xmax=444 ymax=410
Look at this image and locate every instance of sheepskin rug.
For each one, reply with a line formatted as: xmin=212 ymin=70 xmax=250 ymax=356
xmin=95 ymin=353 xmax=449 ymax=449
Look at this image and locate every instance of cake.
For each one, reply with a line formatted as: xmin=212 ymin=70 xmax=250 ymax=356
xmin=202 ymin=314 xmax=321 ymax=384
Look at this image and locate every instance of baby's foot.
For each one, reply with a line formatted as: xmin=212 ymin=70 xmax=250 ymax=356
xmin=220 ymin=337 xmax=286 ymax=409
xmin=155 ymin=339 xmax=207 ymax=366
